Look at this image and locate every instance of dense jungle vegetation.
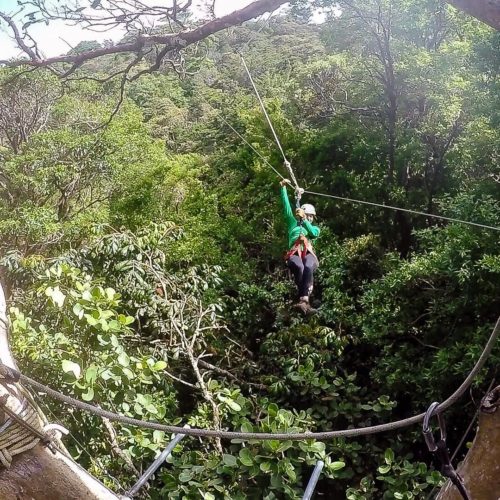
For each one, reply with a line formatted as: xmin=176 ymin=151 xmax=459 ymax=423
xmin=0 ymin=0 xmax=499 ymax=498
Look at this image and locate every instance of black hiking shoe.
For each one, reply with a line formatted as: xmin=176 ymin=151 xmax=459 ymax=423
xmin=294 ymin=299 xmax=313 ymax=315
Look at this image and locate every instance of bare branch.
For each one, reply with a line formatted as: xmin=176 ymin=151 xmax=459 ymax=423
xmin=198 ymin=359 xmax=267 ymax=390
xmin=0 ymin=12 xmax=39 ymax=61
xmin=0 ymin=0 xmax=290 ymax=70
xmin=101 ymin=416 xmax=140 ymax=477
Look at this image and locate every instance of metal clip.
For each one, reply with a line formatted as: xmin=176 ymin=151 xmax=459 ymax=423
xmin=295 ymin=188 xmax=304 ymax=210
xmin=422 ymin=401 xmax=444 ymax=452
xmin=422 ymin=402 xmax=470 ymax=500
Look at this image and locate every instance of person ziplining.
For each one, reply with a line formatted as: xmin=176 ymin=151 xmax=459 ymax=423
xmin=239 ymin=53 xmax=323 ymax=314
xmin=239 ymin=51 xmax=500 ymax=320
xmin=280 ymin=174 xmax=320 ymax=315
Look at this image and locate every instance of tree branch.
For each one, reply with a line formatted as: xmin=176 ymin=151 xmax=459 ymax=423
xmin=101 ymin=416 xmax=140 ymax=478
xmin=0 ymin=0 xmax=291 ymax=69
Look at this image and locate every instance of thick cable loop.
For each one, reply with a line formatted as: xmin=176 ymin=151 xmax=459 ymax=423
xmin=9 ymin=317 xmax=499 ymax=442
xmin=0 ymin=388 xmax=50 ymax=467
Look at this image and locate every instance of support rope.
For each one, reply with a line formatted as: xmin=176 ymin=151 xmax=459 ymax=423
xmin=216 ymin=112 xmax=285 ymax=180
xmin=0 ymin=389 xmax=48 ymax=467
xmin=5 ymin=317 xmax=498 ymax=442
xmin=239 ymin=52 xmax=300 ymax=191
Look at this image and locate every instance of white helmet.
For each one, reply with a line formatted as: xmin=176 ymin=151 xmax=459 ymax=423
xmin=301 ymin=203 xmax=316 ymax=216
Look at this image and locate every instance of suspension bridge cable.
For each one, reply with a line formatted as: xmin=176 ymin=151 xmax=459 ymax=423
xmin=4 ymin=316 xmax=498 ymax=442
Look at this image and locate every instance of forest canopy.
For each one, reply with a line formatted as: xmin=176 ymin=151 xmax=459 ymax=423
xmin=0 ymin=0 xmax=499 ymax=498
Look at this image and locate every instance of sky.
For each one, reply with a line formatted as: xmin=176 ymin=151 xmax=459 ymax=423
xmin=0 ymin=0 xmax=259 ymax=60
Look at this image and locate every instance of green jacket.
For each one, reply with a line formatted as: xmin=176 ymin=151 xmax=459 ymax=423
xmin=281 ymin=186 xmax=320 ymax=250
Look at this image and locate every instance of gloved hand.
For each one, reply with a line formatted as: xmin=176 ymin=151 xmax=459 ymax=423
xmin=295 ymin=207 xmax=306 ymax=219
xmin=280 ymin=178 xmax=291 ymax=187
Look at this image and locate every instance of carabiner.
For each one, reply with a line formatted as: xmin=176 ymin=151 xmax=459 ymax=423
xmin=423 ymin=401 xmax=446 ymax=452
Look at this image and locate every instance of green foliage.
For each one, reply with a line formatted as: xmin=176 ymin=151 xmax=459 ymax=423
xmin=346 ymin=448 xmax=442 ymax=499
xmin=162 ymin=405 xmax=346 ymax=498
xmin=1 ymin=2 xmax=499 ymax=497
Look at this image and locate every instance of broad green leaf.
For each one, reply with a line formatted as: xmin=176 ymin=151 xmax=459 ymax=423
xmin=378 ymin=464 xmax=391 ymax=474
xmin=82 ymin=387 xmax=94 ymax=401
xmin=239 ymin=448 xmax=253 ymax=467
xmin=85 ymin=314 xmax=99 ymax=326
xmin=62 ymin=360 xmax=81 ymax=379
xmin=241 ymin=422 xmax=254 ymax=433
xmin=118 ymin=352 xmax=130 ymax=367
xmin=73 ymin=303 xmax=84 ymax=319
xmin=330 ymin=461 xmax=346 ymax=471
xmin=384 ymin=448 xmax=395 ymax=464
xmin=276 ymin=440 xmax=293 ymax=453
xmin=267 ymin=403 xmax=279 ymax=417
xmin=47 ymin=286 xmax=66 ymax=308
xmin=153 ymin=430 xmax=164 ymax=443
xmin=260 ymin=461 xmax=272 ymax=472
xmin=152 ymin=360 xmax=167 ymax=371
xmin=85 ymin=365 xmax=98 ymax=384
xmin=310 ymin=442 xmax=326 ymax=453
xmin=223 ymin=454 xmax=237 ymax=467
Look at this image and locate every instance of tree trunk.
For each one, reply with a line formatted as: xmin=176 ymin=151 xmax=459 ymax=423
xmin=437 ymin=385 xmax=500 ymax=499
xmin=0 ymin=283 xmax=118 ymax=499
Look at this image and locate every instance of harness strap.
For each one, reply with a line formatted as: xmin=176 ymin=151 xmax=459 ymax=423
xmin=285 ymin=235 xmax=309 ymax=261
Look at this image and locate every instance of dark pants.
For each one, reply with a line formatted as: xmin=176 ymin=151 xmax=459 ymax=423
xmin=287 ymin=253 xmax=319 ymax=298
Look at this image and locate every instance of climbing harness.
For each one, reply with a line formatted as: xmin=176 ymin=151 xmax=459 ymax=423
xmin=284 ymin=234 xmax=308 ymax=261
xmin=1 ymin=316 xmax=497 ymax=442
xmin=423 ymin=403 xmax=470 ymax=500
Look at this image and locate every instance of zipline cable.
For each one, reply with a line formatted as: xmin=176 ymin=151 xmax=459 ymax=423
xmin=239 ymin=52 xmax=300 ymax=191
xmin=216 ymin=112 xmax=285 ymax=180
xmin=234 ymin=51 xmax=500 ymax=233
xmin=212 ymin=104 xmax=500 ymax=232
xmin=303 ymin=189 xmax=500 ymax=232
xmin=5 ymin=316 xmax=498 ymax=442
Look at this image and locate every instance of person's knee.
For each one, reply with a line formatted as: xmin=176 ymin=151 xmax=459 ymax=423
xmin=304 ymin=262 xmax=315 ymax=273
xmin=289 ymin=263 xmax=304 ymax=274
